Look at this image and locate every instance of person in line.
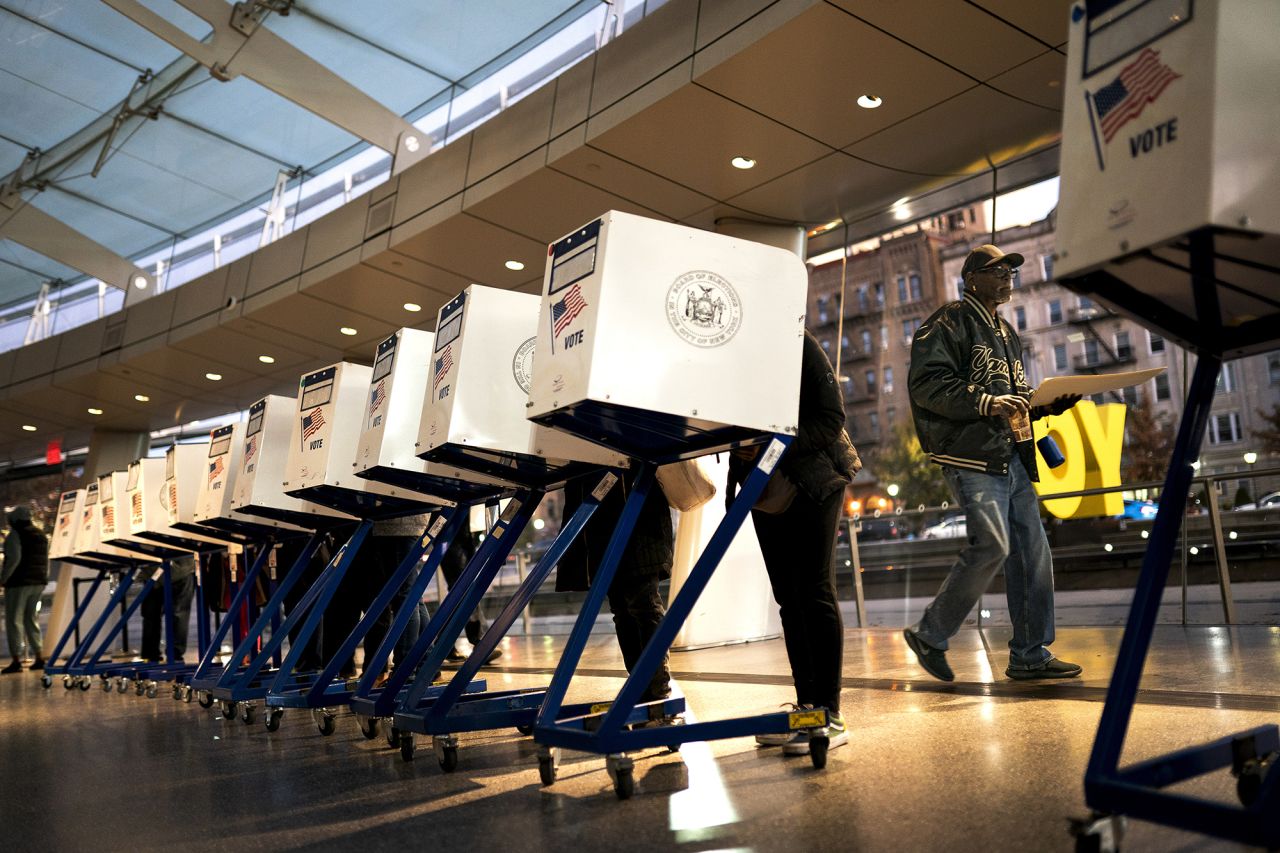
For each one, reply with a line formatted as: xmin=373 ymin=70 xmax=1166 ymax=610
xmin=2 ymin=506 xmax=50 ymax=673
xmin=903 ymin=244 xmax=1082 ymax=682
xmin=439 ymin=525 xmax=501 ymax=665
xmin=729 ymin=329 xmax=859 ymax=756
xmin=141 ymin=552 xmax=196 ymax=663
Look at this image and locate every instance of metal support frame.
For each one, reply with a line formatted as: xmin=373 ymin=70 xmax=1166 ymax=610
xmin=40 ymin=569 xmax=107 ymax=677
xmin=0 ymin=196 xmax=152 ymax=292
xmin=1082 ymin=229 xmax=1279 ymax=848
xmin=533 ymin=436 xmax=830 ymax=763
xmin=189 ymin=542 xmax=272 ymax=686
xmin=100 ymin=0 xmax=431 ymax=174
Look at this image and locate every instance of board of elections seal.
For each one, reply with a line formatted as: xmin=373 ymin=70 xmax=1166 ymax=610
xmin=666 ymin=270 xmax=741 ymax=347
xmin=512 ymin=336 xmax=536 ymax=394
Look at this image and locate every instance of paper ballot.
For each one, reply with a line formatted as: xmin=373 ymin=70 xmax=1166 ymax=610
xmin=1030 ymin=367 xmax=1166 ymax=406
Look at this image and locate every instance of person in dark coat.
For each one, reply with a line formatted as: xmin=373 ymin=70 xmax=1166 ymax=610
xmin=2 ymin=506 xmax=50 ymax=673
xmin=558 ymin=468 xmax=675 ymax=704
xmin=727 ymin=330 xmax=858 ymax=755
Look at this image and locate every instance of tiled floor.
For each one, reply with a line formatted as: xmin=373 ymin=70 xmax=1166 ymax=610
xmin=1 ymin=625 xmax=1277 ymax=852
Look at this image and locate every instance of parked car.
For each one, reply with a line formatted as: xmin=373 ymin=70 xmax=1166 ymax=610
xmin=853 ymin=515 xmax=902 ymax=542
xmin=1120 ymin=499 xmax=1159 ymax=520
xmin=921 ymin=515 xmax=967 ymax=539
xmin=1234 ymin=490 xmax=1280 ymax=511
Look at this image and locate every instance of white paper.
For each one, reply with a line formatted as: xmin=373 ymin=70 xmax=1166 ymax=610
xmin=1030 ymin=367 xmax=1166 ymax=406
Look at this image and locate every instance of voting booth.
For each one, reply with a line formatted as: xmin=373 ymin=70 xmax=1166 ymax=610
xmin=1057 ymin=0 xmax=1280 ymax=358
xmin=417 ymin=285 xmax=626 ymax=487
xmin=357 ymin=328 xmax=513 ymax=503
xmin=526 ymin=210 xmax=807 ymax=461
xmin=1056 ymin=2 xmax=1280 ymax=847
xmin=50 ymin=489 xmax=84 ymax=560
xmin=285 ymin=361 xmax=447 ymax=518
xmin=73 ymin=481 xmax=140 ymax=562
xmin=231 ymin=395 xmax=351 ymax=529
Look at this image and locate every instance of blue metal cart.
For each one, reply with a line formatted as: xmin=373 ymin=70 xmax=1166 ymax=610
xmin=40 ymin=553 xmax=136 ymax=690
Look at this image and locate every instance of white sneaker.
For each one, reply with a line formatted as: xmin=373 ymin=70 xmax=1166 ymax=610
xmin=756 ymin=704 xmax=804 ymax=747
xmin=783 ymin=711 xmax=848 ymax=756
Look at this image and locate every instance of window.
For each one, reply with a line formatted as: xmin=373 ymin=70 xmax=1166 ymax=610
xmin=897 ymin=276 xmax=907 ymax=304
xmin=1014 ymin=306 xmax=1027 ymax=332
xmin=880 ymin=324 xmax=889 ymax=350
xmin=1079 ymin=295 xmax=1095 ymax=311
xmin=857 ymin=286 xmax=868 ymax=313
xmin=860 ymin=329 xmax=872 ymax=353
xmin=815 ymin=295 xmax=829 ymax=324
xmin=1083 ymin=339 xmax=1100 ymax=366
xmin=821 ymin=338 xmax=831 ymax=352
xmin=1149 ymin=332 xmax=1165 ymax=353
xmin=1270 ymin=353 xmax=1280 ymax=385
xmin=1207 ymin=411 xmax=1242 ymax=445
xmin=869 ymin=411 xmax=880 ymax=434
xmin=1216 ymin=362 xmax=1238 ymax=393
xmin=1155 ymin=373 xmax=1171 ymax=401
xmin=909 ymin=273 xmax=922 ymax=301
xmin=866 ymin=369 xmax=877 ymax=394
xmin=1049 ymin=300 xmax=1063 ymax=324
xmin=841 ymin=334 xmax=851 ymax=353
xmin=1040 ymin=253 xmax=1054 ymax=282
xmin=883 ymin=366 xmax=894 ymax=394
xmin=1122 ymin=385 xmax=1138 ymax=406
xmin=841 ymin=375 xmax=855 ymax=398
xmin=1115 ymin=331 xmax=1131 ymax=360
xmin=847 ymin=415 xmax=858 ymax=438
xmin=947 ymin=212 xmax=965 ymax=230
xmin=886 ymin=406 xmax=896 ymax=426
xmin=1053 ymin=343 xmax=1068 ymax=372
xmin=874 ymin=282 xmax=884 ymax=308
xmin=902 ymin=317 xmax=922 ymax=344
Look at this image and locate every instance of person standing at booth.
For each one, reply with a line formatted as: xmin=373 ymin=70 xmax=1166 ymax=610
xmin=729 ymin=330 xmax=859 ymax=756
xmin=2 ymin=506 xmax=50 ymax=673
xmin=140 ymin=553 xmax=196 ymax=663
xmin=903 ymin=244 xmax=1082 ymax=682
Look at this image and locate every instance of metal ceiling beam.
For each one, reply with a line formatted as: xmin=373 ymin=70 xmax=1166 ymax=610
xmin=100 ymin=0 xmax=432 ymax=175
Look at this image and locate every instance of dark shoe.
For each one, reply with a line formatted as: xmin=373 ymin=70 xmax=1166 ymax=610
xmin=479 ymin=647 xmax=503 ymax=666
xmin=903 ymin=629 xmax=954 ymax=682
xmin=1 ymin=659 xmax=22 ymax=674
xmin=445 ymin=648 xmax=467 ymax=663
xmin=1006 ymin=658 xmax=1082 ymax=680
xmin=30 ymin=658 xmax=45 ymax=671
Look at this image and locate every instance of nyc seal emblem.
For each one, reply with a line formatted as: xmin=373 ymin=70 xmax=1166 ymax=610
xmin=512 ymin=336 xmax=536 ymax=394
xmin=666 ymin=270 xmax=741 ymax=347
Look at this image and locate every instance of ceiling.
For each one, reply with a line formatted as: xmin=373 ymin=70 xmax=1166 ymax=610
xmin=0 ymin=0 xmax=1072 ymax=464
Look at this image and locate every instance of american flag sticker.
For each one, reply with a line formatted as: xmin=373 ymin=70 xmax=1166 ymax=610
xmin=301 ymin=407 xmax=326 ymax=448
xmin=1087 ymin=47 xmax=1181 ymax=169
xmin=369 ymin=379 xmax=387 ymax=416
xmin=550 ymin=283 xmax=588 ymax=350
xmin=208 ymin=456 xmax=224 ymax=484
xmin=433 ymin=345 xmax=453 ymax=392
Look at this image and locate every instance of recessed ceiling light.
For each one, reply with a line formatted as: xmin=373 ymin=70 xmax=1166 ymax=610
xmin=340 ymin=326 xmax=358 ymax=336
xmin=731 ymin=156 xmax=756 ymax=170
xmin=857 ymin=95 xmax=883 ymax=109
xmin=403 ymin=302 xmax=421 ymax=312
xmin=205 ymin=372 xmax=223 ymax=381
xmin=258 ymin=355 xmax=275 ymax=364
xmin=87 ymin=408 xmax=103 ymax=415
xmin=134 ymin=394 xmax=150 ymax=402
xmin=21 ymin=424 xmax=36 ymax=432
xmin=504 ymin=260 xmax=525 ymax=271
xmin=132 ymin=275 xmax=148 ymax=289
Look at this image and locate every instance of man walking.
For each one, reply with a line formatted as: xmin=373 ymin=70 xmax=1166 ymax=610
xmin=903 ymin=244 xmax=1082 ymax=682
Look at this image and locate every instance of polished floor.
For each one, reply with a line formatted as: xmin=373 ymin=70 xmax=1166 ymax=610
xmin=1 ymin=625 xmax=1278 ymax=852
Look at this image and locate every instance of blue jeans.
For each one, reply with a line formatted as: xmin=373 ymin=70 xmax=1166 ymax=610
xmin=913 ymin=458 xmax=1056 ymax=669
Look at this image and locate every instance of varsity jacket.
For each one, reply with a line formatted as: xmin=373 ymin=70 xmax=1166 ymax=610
xmin=908 ymin=291 xmax=1051 ymax=481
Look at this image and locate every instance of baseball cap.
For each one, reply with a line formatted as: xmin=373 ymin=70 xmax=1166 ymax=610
xmin=961 ymin=244 xmax=1025 ymax=278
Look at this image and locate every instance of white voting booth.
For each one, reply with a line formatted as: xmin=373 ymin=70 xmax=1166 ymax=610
xmin=528 ymin=211 xmax=808 ymax=648
xmin=416 ymin=284 xmax=626 ymax=486
xmin=232 ymin=394 xmax=352 ymax=529
xmin=73 ymin=481 xmax=138 ymax=562
xmin=285 ymin=362 xmax=448 ymax=516
xmin=355 ymin=328 xmax=511 ymax=503
xmin=98 ymin=469 xmax=142 ymax=551
xmin=50 ymin=489 xmax=83 ymax=560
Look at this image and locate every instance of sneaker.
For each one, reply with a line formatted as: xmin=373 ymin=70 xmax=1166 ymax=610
xmin=903 ymin=628 xmax=954 ymax=682
xmin=445 ymin=648 xmax=467 ymax=663
xmin=783 ymin=711 xmax=848 ymax=756
xmin=756 ymin=704 xmax=805 ymax=747
xmin=1 ymin=660 xmax=21 ymax=674
xmin=479 ymin=647 xmax=503 ymax=666
xmin=1006 ymin=658 xmax=1083 ymax=680
xmin=30 ymin=658 xmax=45 ymax=671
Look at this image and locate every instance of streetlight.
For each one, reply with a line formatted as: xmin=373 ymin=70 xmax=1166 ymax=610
xmin=1243 ymin=451 xmax=1258 ymax=465
xmin=886 ymin=483 xmax=900 ymax=497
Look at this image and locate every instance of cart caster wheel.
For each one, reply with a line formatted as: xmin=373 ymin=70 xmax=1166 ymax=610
xmin=135 ymin=681 xmax=145 ymax=696
xmin=400 ymin=733 xmax=416 ymax=762
xmin=241 ymin=704 xmax=257 ymax=725
xmin=312 ymin=709 xmax=336 ymax=737
xmin=220 ymin=701 xmax=237 ymax=719
xmin=538 ymin=749 xmax=559 ymax=786
xmin=146 ymin=684 xmax=158 ymax=699
xmin=1069 ymin=812 xmax=1126 ymax=853
xmin=265 ymin=709 xmax=283 ymax=733
xmin=198 ymin=692 xmax=214 ymax=709
xmin=62 ymin=675 xmax=73 ymax=690
xmin=516 ymin=724 xmax=534 ymax=736
xmin=79 ymin=677 xmax=91 ymax=691
xmin=613 ymin=767 xmax=635 ymax=800
xmin=41 ymin=674 xmax=52 ymax=689
xmin=808 ymin=734 xmax=829 ymax=769
xmin=183 ymin=686 xmax=193 ymax=703
xmin=437 ymin=745 xmax=458 ymax=772
xmin=171 ymin=684 xmax=182 ymax=701
xmin=386 ymin=725 xmax=400 ymax=749
xmin=103 ymin=679 xmax=113 ymax=693
xmin=356 ymin=715 xmax=381 ymax=740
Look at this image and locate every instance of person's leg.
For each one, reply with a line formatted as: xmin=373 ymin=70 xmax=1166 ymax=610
xmin=1003 ymin=458 xmax=1074 ymax=674
xmin=23 ymin=586 xmax=45 ymax=666
xmin=170 ymin=573 xmax=195 ymax=660
xmin=141 ymin=584 xmax=163 ymax=662
xmin=912 ymin=468 xmax=1012 ymax=651
xmin=4 ymin=591 xmax=25 ymax=670
xmin=606 ymin=567 xmax=670 ymax=702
